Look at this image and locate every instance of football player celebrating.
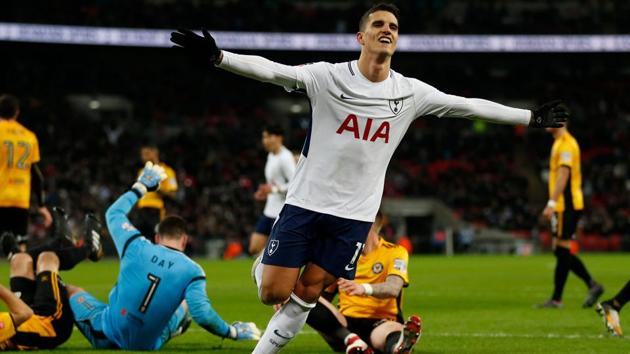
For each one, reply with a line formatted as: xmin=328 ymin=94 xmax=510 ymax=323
xmin=172 ymin=3 xmax=568 ymax=352
xmin=67 ymin=162 xmax=260 ymax=350
xmin=306 ymin=212 xmax=421 ymax=354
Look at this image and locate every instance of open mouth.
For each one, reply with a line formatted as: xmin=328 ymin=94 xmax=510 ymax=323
xmin=378 ymin=37 xmax=392 ymax=44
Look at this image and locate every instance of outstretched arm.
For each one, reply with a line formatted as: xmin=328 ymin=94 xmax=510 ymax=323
xmin=0 ymin=284 xmax=33 ymax=327
xmin=171 ymin=29 xmax=306 ymax=90
xmin=418 ymin=84 xmax=568 ymax=128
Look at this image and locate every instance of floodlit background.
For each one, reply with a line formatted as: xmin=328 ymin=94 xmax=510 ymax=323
xmin=0 ymin=1 xmax=629 ymax=352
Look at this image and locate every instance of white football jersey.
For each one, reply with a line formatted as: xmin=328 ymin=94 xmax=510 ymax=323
xmin=263 ymin=145 xmax=296 ymax=218
xmin=218 ymin=53 xmax=530 ymax=222
xmin=285 ymin=61 xmax=530 ymax=222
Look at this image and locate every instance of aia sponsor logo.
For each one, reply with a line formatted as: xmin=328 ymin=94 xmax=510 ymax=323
xmin=336 ymin=114 xmax=390 ymax=143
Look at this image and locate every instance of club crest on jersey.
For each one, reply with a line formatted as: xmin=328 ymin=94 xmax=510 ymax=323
xmin=389 ymin=98 xmax=403 ymax=115
xmin=268 ymin=239 xmax=280 ymax=256
xmin=372 ymin=262 xmax=384 ymax=274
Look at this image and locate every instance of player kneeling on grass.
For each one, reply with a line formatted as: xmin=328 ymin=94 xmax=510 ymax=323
xmin=306 ymin=212 xmax=421 ymax=354
xmin=67 ymin=162 xmax=260 ymax=350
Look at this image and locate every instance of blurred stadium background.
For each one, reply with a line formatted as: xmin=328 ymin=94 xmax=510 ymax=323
xmin=1 ymin=1 xmax=629 ymax=352
xmin=1 ymin=0 xmax=627 ymax=258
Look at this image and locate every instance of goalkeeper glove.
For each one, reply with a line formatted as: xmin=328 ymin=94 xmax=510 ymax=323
xmin=529 ymin=100 xmax=569 ymax=128
xmin=170 ymin=28 xmax=222 ymax=65
xmin=132 ymin=162 xmax=167 ymax=196
xmin=228 ymin=321 xmax=261 ymax=341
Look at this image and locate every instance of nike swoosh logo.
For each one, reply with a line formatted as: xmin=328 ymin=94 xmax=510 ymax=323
xmin=345 ymin=264 xmax=355 ymax=271
xmin=273 ymin=329 xmax=294 ymax=340
xmin=340 ymin=93 xmax=356 ymax=100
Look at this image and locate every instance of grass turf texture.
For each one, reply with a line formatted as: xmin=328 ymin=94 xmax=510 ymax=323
xmin=1 ymin=254 xmax=629 ymax=353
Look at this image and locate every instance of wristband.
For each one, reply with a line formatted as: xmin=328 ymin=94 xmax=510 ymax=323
xmin=227 ymin=325 xmax=236 ymax=339
xmin=362 ymin=283 xmax=373 ymax=296
xmin=271 ymin=185 xmax=279 ymax=194
xmin=546 ymin=200 xmax=557 ymax=209
xmin=131 ymin=182 xmax=147 ymax=197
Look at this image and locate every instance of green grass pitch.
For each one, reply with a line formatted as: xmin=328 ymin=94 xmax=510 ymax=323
xmin=1 ymin=254 xmax=629 ymax=353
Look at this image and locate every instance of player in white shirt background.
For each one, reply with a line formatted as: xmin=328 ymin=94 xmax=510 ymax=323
xmin=249 ymin=124 xmax=296 ymax=255
xmin=171 ymin=3 xmax=569 ymax=353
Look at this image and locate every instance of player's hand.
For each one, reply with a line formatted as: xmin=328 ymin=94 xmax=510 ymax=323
xmin=254 ymin=184 xmax=272 ymax=201
xmin=38 ymin=206 xmax=52 ymax=228
xmin=529 ymin=100 xmax=569 ymax=128
xmin=229 ymin=321 xmax=261 ymax=341
xmin=337 ymin=278 xmax=365 ymax=296
xmin=171 ymin=28 xmax=222 ymax=65
xmin=542 ymin=206 xmax=554 ymax=220
xmin=132 ymin=162 xmax=167 ymax=195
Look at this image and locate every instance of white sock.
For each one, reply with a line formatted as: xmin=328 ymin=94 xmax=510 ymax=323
xmin=252 ymin=293 xmax=315 ymax=354
xmin=255 ymin=261 xmax=264 ymax=296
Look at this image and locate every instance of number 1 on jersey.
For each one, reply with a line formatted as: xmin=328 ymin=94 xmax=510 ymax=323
xmin=139 ymin=273 xmax=161 ymax=313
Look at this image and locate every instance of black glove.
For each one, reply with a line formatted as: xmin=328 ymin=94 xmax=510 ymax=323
xmin=170 ymin=28 xmax=222 ymax=64
xmin=529 ymin=100 xmax=569 ymax=128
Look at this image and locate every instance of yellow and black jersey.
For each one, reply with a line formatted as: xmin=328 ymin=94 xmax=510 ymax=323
xmin=0 ymin=120 xmax=40 ymax=209
xmin=0 ymin=272 xmax=72 ymax=350
xmin=549 ymin=131 xmax=583 ymax=212
xmin=339 ymin=238 xmax=409 ymax=321
xmin=136 ymin=162 xmax=177 ymax=214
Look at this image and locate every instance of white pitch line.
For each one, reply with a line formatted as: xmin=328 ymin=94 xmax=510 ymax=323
xmin=182 ymin=328 xmax=628 ymax=340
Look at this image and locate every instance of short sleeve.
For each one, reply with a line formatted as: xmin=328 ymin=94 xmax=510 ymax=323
xmin=293 ymin=62 xmax=332 ymax=97
xmin=557 ymin=142 xmax=575 ymax=169
xmin=31 ymin=133 xmax=40 ymax=164
xmin=161 ymin=166 xmax=178 ymax=192
xmin=386 ymin=246 xmax=410 ymax=285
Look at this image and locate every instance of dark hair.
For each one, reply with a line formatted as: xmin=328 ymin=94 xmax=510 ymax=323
xmin=263 ymin=123 xmax=284 ymax=137
xmin=359 ymin=3 xmax=400 ymax=31
xmin=157 ymin=216 xmax=187 ymax=239
xmin=0 ymin=94 xmax=20 ymax=118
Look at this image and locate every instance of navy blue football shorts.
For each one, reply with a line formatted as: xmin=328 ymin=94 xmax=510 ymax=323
xmin=255 ymin=214 xmax=276 ymax=235
xmin=261 ymin=204 xmax=372 ymax=279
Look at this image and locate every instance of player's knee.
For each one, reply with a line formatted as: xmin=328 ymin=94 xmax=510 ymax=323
xmin=294 ymin=281 xmax=324 ymax=304
xmin=10 ymin=253 xmax=33 ymax=277
xmin=36 ymin=251 xmax=60 ymax=273
xmin=259 ymin=284 xmax=291 ymax=305
xmin=65 ymin=284 xmax=84 ymax=297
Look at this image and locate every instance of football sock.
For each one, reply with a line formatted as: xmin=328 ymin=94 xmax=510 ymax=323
xmin=55 ymin=246 xmax=90 ymax=271
xmin=384 ymin=331 xmax=402 ymax=354
xmin=611 ymin=279 xmax=630 ymax=311
xmin=568 ymin=254 xmax=593 ymax=287
xmin=552 ymin=246 xmax=571 ymax=301
xmin=253 ymin=293 xmax=315 ymax=354
xmin=27 ymin=241 xmax=89 ymax=271
xmin=306 ymin=301 xmax=351 ymax=344
xmin=254 ymin=258 xmax=264 ymax=298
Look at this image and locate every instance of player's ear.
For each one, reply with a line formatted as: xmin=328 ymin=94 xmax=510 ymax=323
xmin=356 ymin=32 xmax=365 ymax=46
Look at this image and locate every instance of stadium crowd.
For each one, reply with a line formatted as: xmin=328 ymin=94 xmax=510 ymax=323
xmin=2 ymin=0 xmax=630 ymax=34
xmin=1 ymin=21 xmax=628 ymax=255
